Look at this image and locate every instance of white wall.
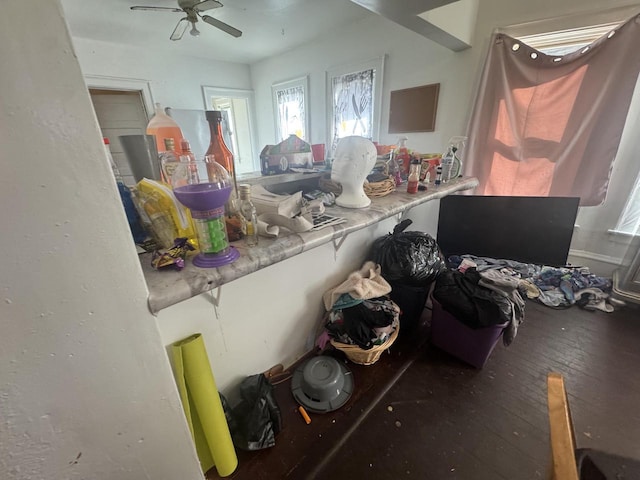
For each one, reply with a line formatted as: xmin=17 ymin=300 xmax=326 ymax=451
xmin=0 ymin=1 xmax=203 ymax=478
xmin=251 ymin=14 xmax=469 ymax=155
xmin=156 ymin=209 xmax=441 ymax=398
xmin=154 ymin=0 xmax=640 ymax=401
xmin=72 ymin=37 xmax=252 ymax=111
xmin=251 ymin=0 xmax=640 ymax=276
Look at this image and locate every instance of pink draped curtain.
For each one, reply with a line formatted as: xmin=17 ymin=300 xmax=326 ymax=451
xmin=464 ymin=14 xmax=640 ymax=206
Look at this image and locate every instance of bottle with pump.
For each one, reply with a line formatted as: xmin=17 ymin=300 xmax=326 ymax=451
xmin=238 ymin=184 xmax=259 ymax=247
xmin=205 ymin=110 xmax=243 ymax=241
xmin=146 ymin=103 xmax=184 ymax=153
xmin=440 ymin=136 xmax=467 ymax=183
xmin=104 ymin=138 xmax=147 ymax=243
xmin=407 ymin=158 xmax=421 ymax=194
xmin=440 ymin=145 xmax=455 ymax=183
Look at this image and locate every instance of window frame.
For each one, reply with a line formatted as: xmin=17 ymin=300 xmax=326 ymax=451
xmin=271 ymin=75 xmax=310 ymax=143
xmin=201 ymin=85 xmax=260 ymax=174
xmin=326 ymin=56 xmax=385 ymax=157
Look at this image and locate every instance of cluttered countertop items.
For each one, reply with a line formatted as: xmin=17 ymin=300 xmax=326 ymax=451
xmin=107 ymin=103 xmax=477 ymax=312
xmin=141 ymin=177 xmax=478 ymax=313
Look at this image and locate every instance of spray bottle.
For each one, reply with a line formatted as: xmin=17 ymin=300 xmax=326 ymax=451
xmin=440 ymin=136 xmax=467 ymax=182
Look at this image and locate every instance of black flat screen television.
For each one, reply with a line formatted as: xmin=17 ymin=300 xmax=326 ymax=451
xmin=437 ymin=196 xmax=580 ymax=267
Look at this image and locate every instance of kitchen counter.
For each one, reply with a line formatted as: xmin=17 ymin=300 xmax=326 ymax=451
xmin=141 ymin=177 xmax=478 ymax=313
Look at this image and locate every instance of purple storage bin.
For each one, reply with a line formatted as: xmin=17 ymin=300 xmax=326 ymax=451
xmin=430 ymin=299 xmax=507 ymax=368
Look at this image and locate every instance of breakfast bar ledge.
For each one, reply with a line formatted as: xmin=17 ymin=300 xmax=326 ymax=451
xmin=140 ymin=177 xmax=478 ymax=313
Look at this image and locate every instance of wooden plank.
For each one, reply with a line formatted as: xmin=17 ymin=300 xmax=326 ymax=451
xmin=547 ymin=373 xmax=579 ymax=480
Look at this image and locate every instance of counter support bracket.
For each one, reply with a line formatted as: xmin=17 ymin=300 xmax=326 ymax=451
xmin=207 ymin=287 xmax=222 ymax=319
xmin=332 ymin=234 xmax=349 ymax=259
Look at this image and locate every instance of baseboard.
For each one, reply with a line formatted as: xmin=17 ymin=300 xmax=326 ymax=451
xmin=568 ymin=249 xmax=622 ymax=277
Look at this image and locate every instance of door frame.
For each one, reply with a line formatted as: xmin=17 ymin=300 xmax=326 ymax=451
xmin=85 ymin=75 xmax=155 ymax=120
xmin=201 ymin=86 xmax=260 ymax=173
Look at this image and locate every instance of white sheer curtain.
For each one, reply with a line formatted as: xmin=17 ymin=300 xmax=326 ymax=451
xmin=464 ymin=13 xmax=640 ymax=206
xmin=330 ymin=69 xmax=374 ymax=152
xmin=275 ymin=85 xmax=306 ymax=142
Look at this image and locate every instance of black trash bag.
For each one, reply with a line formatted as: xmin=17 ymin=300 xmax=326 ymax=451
xmin=219 ymin=392 xmax=238 ymax=436
xmin=387 ymin=280 xmax=430 ymax=331
xmin=369 ymin=219 xmax=446 ymax=286
xmin=228 ymin=374 xmax=282 ymax=451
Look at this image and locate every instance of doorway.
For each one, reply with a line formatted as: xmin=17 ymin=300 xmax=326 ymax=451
xmin=89 ymin=88 xmax=148 ymax=186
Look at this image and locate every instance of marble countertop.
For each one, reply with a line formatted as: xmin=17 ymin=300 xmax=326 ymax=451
xmin=141 ymin=177 xmax=478 ymax=313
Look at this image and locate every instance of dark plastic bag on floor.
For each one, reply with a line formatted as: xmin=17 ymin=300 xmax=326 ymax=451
xmin=228 ymin=374 xmax=282 ymax=451
xmin=369 ymin=219 xmax=446 ymax=286
xmin=388 ymin=280 xmax=430 ymax=331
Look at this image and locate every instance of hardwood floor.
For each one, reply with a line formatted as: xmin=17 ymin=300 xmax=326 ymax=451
xmin=214 ymin=300 xmax=640 ymax=480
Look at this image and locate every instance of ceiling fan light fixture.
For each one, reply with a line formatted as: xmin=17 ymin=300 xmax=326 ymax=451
xmin=190 ymin=22 xmax=200 ymax=36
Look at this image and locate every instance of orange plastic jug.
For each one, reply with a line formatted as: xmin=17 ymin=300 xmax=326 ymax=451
xmin=146 ymin=103 xmax=184 ymax=153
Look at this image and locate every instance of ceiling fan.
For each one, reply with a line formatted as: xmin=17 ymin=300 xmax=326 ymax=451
xmin=130 ymin=0 xmax=242 ymax=40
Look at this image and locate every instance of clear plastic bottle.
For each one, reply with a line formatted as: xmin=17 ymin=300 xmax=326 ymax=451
xmin=146 ymin=103 xmax=184 ymax=153
xmin=140 ymin=191 xmax=178 ymax=249
xmin=440 ymin=145 xmax=455 ymax=183
xmin=407 ymin=159 xmax=420 ymax=194
xmin=159 ymin=138 xmax=181 ymax=186
xmin=396 ymin=137 xmax=411 ymax=176
xmin=238 ymin=184 xmax=259 ymax=247
xmin=179 ymin=139 xmax=200 ymax=185
xmin=389 ymin=150 xmax=402 ymax=186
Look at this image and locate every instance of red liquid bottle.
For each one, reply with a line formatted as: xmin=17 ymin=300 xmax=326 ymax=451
xmin=205 ymin=111 xmax=243 ymax=241
xmin=407 ymin=159 xmax=420 ymax=194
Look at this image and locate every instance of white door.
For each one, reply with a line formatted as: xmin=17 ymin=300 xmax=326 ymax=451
xmin=90 ymin=89 xmax=148 ymax=186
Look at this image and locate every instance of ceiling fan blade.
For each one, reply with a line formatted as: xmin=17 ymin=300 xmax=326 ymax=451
xmin=201 ymin=15 xmax=242 ymax=38
xmin=193 ymin=0 xmax=223 ymax=12
xmin=170 ymin=17 xmax=189 ymax=41
xmin=130 ymin=6 xmax=183 ymax=12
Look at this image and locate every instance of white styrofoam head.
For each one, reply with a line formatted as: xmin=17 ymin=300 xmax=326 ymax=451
xmin=331 ymin=136 xmax=377 ymax=208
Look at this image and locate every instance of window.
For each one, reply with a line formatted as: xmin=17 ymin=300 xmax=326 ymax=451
xmin=518 ymin=23 xmax=619 ymax=55
xmin=465 ymin=16 xmax=640 ymax=206
xmin=201 ymin=86 xmax=259 ymax=175
xmin=272 ymin=76 xmax=309 ymax=143
xmin=327 ymin=56 xmax=385 ymax=156
xmin=522 ymin=23 xmax=640 ymax=236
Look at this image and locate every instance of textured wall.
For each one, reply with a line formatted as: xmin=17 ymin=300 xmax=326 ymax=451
xmin=0 ymin=1 xmax=203 ymax=478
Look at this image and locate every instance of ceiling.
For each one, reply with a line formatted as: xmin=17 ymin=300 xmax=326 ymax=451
xmin=60 ymin=0 xmax=373 ymax=64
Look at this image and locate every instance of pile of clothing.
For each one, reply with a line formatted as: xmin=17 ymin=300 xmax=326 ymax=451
xmin=448 ymin=255 xmax=614 ymax=312
xmin=433 ymin=267 xmax=525 ymax=346
xmin=322 ymin=261 xmax=399 ymax=350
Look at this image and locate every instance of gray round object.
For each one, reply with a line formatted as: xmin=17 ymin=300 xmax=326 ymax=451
xmin=291 ymin=356 xmax=353 ymax=413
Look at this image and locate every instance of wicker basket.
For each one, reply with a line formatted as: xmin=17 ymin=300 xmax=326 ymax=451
xmin=364 ymin=177 xmax=396 ymax=197
xmin=330 ymin=325 xmax=400 ymax=365
xmin=318 ymin=173 xmax=396 ymax=199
